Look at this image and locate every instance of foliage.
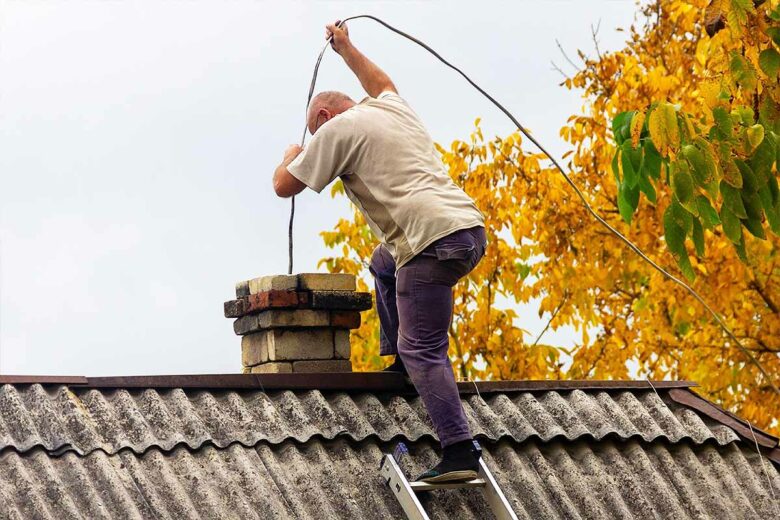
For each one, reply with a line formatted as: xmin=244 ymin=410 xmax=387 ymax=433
xmin=319 ymin=0 xmax=780 ymax=434
xmin=610 ymin=0 xmax=780 ymax=280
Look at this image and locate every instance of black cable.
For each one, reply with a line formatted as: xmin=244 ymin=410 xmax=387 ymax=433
xmin=293 ymin=15 xmax=778 ymax=395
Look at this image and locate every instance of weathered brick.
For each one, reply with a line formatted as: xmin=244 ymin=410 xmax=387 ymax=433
xmin=330 ymin=311 xmax=361 ymax=329
xmin=224 ymin=290 xmax=307 ymax=318
xmin=236 ymin=280 xmax=250 ymax=298
xmin=248 ymin=275 xmax=298 ymax=294
xmin=224 ymin=299 xmax=247 ymax=318
xmin=234 ymin=310 xmax=329 ymax=334
xmin=309 ymin=291 xmax=372 ymax=311
xmin=234 ymin=315 xmax=258 ymax=335
xmin=241 ymin=333 xmax=269 ymax=366
xmin=334 ymin=330 xmax=351 ymax=360
xmin=250 ymin=362 xmax=293 ymax=373
xmin=258 ymin=310 xmax=329 ymax=329
xmin=297 ymin=273 xmax=356 ymax=291
xmin=292 ymin=359 xmax=352 ymax=373
xmin=267 ymin=329 xmax=334 ymax=360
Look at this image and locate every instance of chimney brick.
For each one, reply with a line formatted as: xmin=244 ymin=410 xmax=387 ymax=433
xmin=334 ymin=330 xmax=351 ymax=360
xmin=266 ymin=329 xmax=334 ymax=361
xmin=250 ymin=362 xmax=293 ymax=373
xmin=229 ymin=273 xmax=360 ymax=373
xmin=292 ymin=360 xmax=352 ymax=373
xmin=330 ymin=311 xmax=361 ymax=329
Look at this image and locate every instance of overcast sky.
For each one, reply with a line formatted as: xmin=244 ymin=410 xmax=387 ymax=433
xmin=0 ymin=0 xmax=638 ymax=376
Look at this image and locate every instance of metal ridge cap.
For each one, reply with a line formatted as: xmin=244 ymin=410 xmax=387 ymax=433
xmin=667 ymin=387 xmax=779 ymax=451
xmin=0 ymin=374 xmax=695 ymax=393
xmin=0 ymin=375 xmax=88 ymax=385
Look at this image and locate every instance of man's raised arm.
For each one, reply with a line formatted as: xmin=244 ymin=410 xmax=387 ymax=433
xmin=326 ymin=22 xmax=397 ymax=98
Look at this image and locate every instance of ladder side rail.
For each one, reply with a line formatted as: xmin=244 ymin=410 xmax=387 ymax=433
xmin=477 ymin=458 xmax=519 ymax=520
xmin=380 ymin=454 xmax=430 ymax=520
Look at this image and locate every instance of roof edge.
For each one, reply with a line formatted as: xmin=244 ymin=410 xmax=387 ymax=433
xmin=0 ymin=373 xmax=696 ymax=393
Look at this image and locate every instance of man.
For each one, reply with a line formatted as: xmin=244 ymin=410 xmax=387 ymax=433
xmin=273 ymin=22 xmax=487 ymax=483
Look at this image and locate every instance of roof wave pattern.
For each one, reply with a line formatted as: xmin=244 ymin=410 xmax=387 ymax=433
xmin=0 ymin=437 xmax=777 ymax=519
xmin=0 ymin=384 xmax=740 ymax=457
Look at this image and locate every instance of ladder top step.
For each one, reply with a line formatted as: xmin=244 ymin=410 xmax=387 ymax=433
xmin=409 ymin=478 xmax=486 ymax=492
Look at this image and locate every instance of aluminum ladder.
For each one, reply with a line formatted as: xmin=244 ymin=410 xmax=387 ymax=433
xmin=379 ymin=442 xmax=518 ymax=520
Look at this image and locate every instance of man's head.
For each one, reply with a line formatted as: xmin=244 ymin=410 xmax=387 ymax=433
xmin=307 ymin=91 xmax=356 ymax=135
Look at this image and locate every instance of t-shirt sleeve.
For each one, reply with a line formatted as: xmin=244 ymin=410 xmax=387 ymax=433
xmin=287 ymin=118 xmax=355 ymax=193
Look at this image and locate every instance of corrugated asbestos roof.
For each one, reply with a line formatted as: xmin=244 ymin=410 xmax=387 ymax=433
xmin=1 ymin=437 xmax=778 ymax=519
xmin=0 ymin=385 xmax=742 ymax=456
xmin=0 ymin=378 xmax=777 ymax=519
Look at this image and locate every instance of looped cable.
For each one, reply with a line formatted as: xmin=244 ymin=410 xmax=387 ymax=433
xmin=292 ymin=15 xmax=777 ymax=396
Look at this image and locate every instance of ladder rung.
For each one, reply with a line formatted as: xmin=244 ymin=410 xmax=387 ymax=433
xmin=410 ymin=478 xmax=486 ymax=492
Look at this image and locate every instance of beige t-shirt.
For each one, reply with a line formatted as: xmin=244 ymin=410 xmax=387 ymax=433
xmin=287 ymin=91 xmax=485 ymax=269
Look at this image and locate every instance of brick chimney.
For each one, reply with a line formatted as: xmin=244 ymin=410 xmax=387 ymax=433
xmin=224 ymin=273 xmax=372 ymax=373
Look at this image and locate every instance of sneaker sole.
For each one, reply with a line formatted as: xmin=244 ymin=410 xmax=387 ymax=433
xmin=418 ymin=469 xmax=478 ymax=483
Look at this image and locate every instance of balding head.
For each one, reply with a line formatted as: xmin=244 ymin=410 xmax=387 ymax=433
xmin=307 ymin=91 xmax=356 ymax=135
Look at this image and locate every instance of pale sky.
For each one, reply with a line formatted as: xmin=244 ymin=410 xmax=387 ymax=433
xmin=0 ymin=0 xmax=638 ymax=376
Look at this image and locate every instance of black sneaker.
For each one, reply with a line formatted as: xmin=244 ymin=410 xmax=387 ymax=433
xmin=416 ymin=440 xmax=481 ymax=483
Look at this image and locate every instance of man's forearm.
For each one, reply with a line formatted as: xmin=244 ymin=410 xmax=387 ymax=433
xmin=340 ymin=44 xmax=396 ymax=98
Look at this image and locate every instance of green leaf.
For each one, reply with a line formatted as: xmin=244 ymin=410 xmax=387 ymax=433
xmin=671 ymin=162 xmax=695 ymax=204
xmin=750 ymin=133 xmax=775 ymax=183
xmin=759 ymin=93 xmax=780 ymax=134
xmin=692 ymin=217 xmax=705 ymax=257
xmin=769 ymin=173 xmax=780 ymax=206
xmin=746 ymin=124 xmax=765 ymax=153
xmin=611 ymin=149 xmax=620 ymax=183
xmin=617 ymin=182 xmax=639 ymax=224
xmin=696 ymin=195 xmax=721 ymax=227
xmin=735 ymin=160 xmax=759 ymax=192
xmin=612 ymin=111 xmax=634 ymax=145
xmin=759 ymin=48 xmax=780 ymax=78
xmin=742 ymin=190 xmax=763 ymax=220
xmin=720 ymin=205 xmax=742 ymax=243
xmin=638 ymin=173 xmax=657 ymax=204
xmin=767 ymin=26 xmax=780 ymax=44
xmin=621 ymin=141 xmax=640 ymax=188
xmin=643 ymin=139 xmax=662 ymax=179
xmin=712 ymin=106 xmax=733 ymax=140
xmin=682 ymin=145 xmax=708 ymax=185
xmin=721 ymin=155 xmax=743 ymax=188
xmin=736 ymin=106 xmax=755 ymax=126
xmin=743 ymin=215 xmax=766 ymax=239
xmin=671 ymin=197 xmax=693 ymax=235
xmin=759 ymin=184 xmax=780 ymax=233
xmin=721 ymin=181 xmax=748 ymax=218
xmin=677 ymin=252 xmax=696 ymax=281
xmin=693 ymin=137 xmax=719 ymax=182
xmin=730 ymin=51 xmax=757 ymax=92
xmin=663 ymin=204 xmax=686 ymax=254
xmin=734 ymin=235 xmax=747 ymax=261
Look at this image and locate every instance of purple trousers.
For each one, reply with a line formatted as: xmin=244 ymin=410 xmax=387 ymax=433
xmin=369 ymin=225 xmax=487 ymax=447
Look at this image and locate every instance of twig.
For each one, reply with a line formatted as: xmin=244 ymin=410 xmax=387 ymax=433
xmin=555 ymin=38 xmax=581 ymax=71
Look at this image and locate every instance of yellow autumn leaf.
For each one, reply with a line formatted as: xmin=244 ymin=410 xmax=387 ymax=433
xmin=630 ymin=111 xmax=646 ymax=148
xmin=319 ymin=0 xmax=780 ymax=436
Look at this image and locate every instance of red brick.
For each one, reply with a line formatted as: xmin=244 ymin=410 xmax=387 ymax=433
xmin=224 ymin=290 xmax=307 ymax=319
xmin=330 ymin=311 xmax=361 ymax=329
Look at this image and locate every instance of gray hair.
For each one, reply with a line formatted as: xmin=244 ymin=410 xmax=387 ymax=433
xmin=307 ymin=91 xmax=356 ymax=132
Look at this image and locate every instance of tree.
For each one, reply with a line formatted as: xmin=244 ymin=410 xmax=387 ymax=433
xmin=319 ymin=0 xmax=780 ymax=434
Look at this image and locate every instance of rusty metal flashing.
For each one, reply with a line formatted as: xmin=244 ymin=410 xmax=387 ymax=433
xmin=1 ymin=373 xmax=695 ymax=393
xmin=668 ymin=387 xmax=780 ymax=464
xmin=0 ymin=375 xmax=88 ymax=385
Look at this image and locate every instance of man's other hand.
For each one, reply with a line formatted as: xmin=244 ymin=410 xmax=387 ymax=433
xmin=273 ymin=145 xmax=306 ymax=198
xmin=326 ymin=22 xmax=351 ymax=55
